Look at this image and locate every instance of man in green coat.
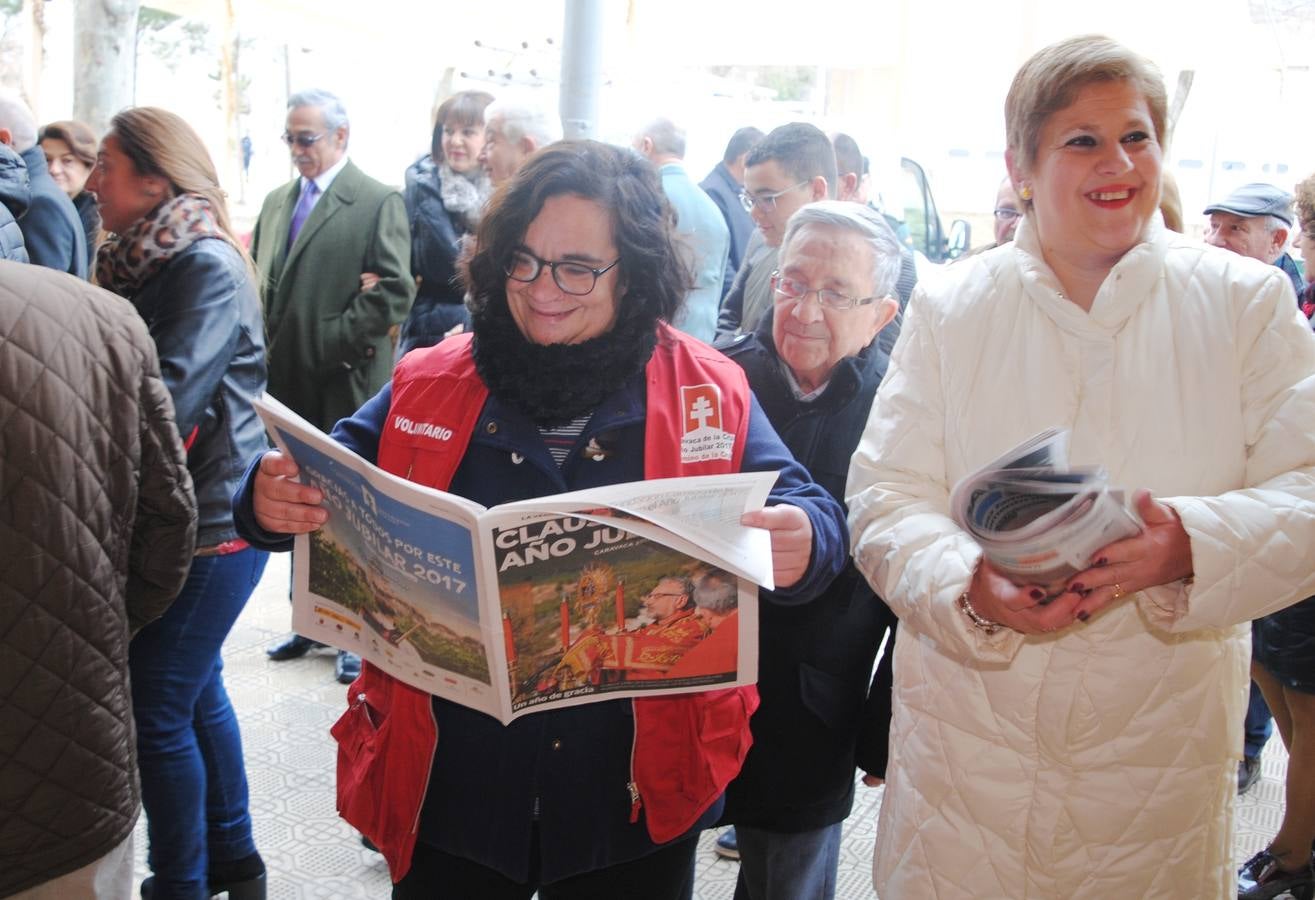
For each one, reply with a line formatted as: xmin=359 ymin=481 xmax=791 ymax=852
xmin=252 ymin=88 xmax=414 ymax=681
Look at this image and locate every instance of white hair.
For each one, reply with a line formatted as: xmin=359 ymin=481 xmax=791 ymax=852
xmin=780 ymin=200 xmax=903 ymax=299
xmin=0 ymin=91 xmax=37 ymax=152
xmin=484 ymin=97 xmax=561 ymax=148
xmin=288 ymin=88 xmax=349 ymax=132
xmin=636 ymin=117 xmax=685 ymax=158
xmin=694 ymin=571 xmax=737 ymax=615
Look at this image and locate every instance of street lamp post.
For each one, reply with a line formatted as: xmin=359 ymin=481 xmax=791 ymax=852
xmin=559 ymin=0 xmax=604 ymax=140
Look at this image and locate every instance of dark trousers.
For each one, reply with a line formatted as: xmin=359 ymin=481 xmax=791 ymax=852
xmin=394 ymin=836 xmax=698 ymax=900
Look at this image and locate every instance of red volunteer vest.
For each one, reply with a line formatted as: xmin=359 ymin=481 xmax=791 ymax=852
xmin=331 ymin=325 xmax=761 ymax=881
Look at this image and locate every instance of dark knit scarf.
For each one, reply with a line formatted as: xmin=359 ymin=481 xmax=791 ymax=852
xmin=470 ymin=292 xmax=660 ymax=427
xmin=95 ymin=194 xmax=222 ymax=297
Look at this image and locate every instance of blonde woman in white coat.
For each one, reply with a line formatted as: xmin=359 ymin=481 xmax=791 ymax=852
xmin=845 ymin=34 xmax=1315 ymax=900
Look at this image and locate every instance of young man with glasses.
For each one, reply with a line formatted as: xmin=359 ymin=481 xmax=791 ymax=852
xmin=713 ymin=202 xmax=902 ymax=899
xmin=250 ymin=87 xmax=415 ymax=685
xmin=715 ymin=123 xmax=835 ymax=340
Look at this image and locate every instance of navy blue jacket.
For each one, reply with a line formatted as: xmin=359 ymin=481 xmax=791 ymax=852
xmin=234 ymin=370 xmax=847 ymax=882
xmin=131 ymin=238 xmax=268 ymax=546
xmin=16 ymin=146 xmax=86 ymax=278
xmin=700 ymin=162 xmax=755 ymax=298
xmin=0 ymin=144 xmax=30 ymax=263
xmin=397 ymin=155 xmax=470 ymax=354
xmin=718 ymin=319 xmax=897 ymax=830
xmin=72 ymin=191 xmax=100 ymax=271
xmin=1277 ymin=252 xmax=1305 ymax=301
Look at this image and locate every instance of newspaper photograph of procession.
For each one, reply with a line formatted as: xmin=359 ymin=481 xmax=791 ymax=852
xmin=251 ymin=395 xmax=771 ymax=725
xmin=950 ymin=427 xmax=1144 ymax=599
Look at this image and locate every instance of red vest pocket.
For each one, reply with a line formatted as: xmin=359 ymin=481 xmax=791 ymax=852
xmin=330 ymin=663 xmax=435 ymax=882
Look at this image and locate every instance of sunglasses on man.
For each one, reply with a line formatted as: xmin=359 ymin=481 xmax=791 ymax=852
xmin=281 ymin=131 xmax=328 ymax=148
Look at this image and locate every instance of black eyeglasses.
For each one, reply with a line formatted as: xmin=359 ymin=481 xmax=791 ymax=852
xmin=771 ymin=272 xmax=882 ymax=311
xmin=506 ymin=249 xmax=620 ymax=296
xmin=993 ymin=207 xmax=1023 ymax=222
xmin=281 ymin=131 xmax=327 ymax=148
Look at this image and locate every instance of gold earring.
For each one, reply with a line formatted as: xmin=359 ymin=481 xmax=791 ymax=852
xmin=1019 ymin=185 xmax=1033 ymax=201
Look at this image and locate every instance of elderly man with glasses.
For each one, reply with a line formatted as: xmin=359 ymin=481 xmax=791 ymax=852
xmin=250 ymin=87 xmax=414 ymax=684
xmin=960 ymin=176 xmax=1024 ymax=261
xmin=711 ymin=201 xmax=902 ymax=898
xmin=715 ymin=123 xmax=836 ymax=340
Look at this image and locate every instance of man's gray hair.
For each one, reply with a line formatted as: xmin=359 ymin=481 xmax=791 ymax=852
xmin=637 ymin=117 xmax=685 ymax=159
xmin=1263 ymin=214 xmax=1290 ymax=236
xmin=288 ymin=88 xmax=349 ymax=131
xmin=693 ymin=571 xmax=737 ymax=616
xmin=0 ymin=90 xmax=37 ymax=152
xmin=484 ymin=98 xmax=562 ymax=147
xmin=780 ymin=200 xmax=903 ymax=300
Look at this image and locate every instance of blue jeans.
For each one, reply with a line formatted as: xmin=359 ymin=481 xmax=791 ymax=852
xmin=130 ymin=548 xmax=268 ymax=899
xmin=732 ymin=823 xmax=842 ymax=900
xmin=1246 ymin=678 xmax=1274 ymax=758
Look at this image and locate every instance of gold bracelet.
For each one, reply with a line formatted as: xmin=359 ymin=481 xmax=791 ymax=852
xmin=957 ymin=590 xmax=1001 ymax=635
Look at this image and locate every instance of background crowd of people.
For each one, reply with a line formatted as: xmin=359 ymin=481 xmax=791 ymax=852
xmin=2 ymin=29 xmax=1315 ymax=900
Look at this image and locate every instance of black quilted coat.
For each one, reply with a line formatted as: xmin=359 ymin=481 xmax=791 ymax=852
xmin=0 ymin=261 xmax=197 ymax=895
xmin=717 ymin=320 xmax=899 ymax=831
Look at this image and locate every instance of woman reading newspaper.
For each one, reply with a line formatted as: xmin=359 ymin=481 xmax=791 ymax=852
xmin=234 ymin=141 xmax=846 ymax=898
xmin=845 ymin=35 xmax=1315 ymax=900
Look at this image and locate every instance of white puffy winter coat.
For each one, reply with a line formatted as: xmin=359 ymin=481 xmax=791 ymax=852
xmin=846 ymin=217 xmax=1315 ymax=899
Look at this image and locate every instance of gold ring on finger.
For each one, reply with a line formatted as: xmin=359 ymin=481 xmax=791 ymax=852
xmin=1111 ymin=582 xmax=1125 ymax=599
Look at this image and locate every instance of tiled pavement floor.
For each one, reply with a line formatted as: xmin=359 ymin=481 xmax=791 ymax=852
xmin=131 ymin=553 xmax=1290 ymax=899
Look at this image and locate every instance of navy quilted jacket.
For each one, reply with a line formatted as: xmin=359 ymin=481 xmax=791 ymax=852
xmin=0 ymin=143 xmax=30 ymax=264
xmin=16 ymin=145 xmax=86 ymax=278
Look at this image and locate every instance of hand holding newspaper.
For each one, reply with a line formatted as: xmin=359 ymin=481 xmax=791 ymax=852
xmin=252 ymin=395 xmax=774 ymax=724
xmin=949 ymin=428 xmax=1143 ymax=598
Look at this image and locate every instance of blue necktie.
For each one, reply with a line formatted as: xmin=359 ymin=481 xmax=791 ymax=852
xmin=286 ymin=180 xmax=320 ymax=251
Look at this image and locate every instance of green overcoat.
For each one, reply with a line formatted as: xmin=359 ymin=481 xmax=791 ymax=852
xmin=251 ymin=159 xmax=414 ymax=432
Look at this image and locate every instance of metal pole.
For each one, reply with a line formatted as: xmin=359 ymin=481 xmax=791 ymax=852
xmin=559 ymin=0 xmax=604 ymax=140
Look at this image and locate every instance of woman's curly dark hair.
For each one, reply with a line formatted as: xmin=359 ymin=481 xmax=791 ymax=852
xmin=466 ymin=140 xmax=689 ymax=331
xmin=1295 ymin=172 xmax=1315 ymax=238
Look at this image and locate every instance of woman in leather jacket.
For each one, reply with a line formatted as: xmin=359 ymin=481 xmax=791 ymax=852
xmin=88 ymin=107 xmax=270 ymax=900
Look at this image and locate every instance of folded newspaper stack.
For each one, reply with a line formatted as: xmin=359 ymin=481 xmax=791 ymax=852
xmin=949 ymin=428 xmax=1143 ymax=595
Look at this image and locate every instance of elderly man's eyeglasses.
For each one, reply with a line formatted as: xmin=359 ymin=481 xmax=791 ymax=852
xmin=771 ymin=273 xmax=881 ymax=311
xmin=282 ymin=131 xmax=327 ymax=148
xmin=506 ymin=249 xmax=621 ymax=296
xmin=993 ymin=207 xmax=1023 ymax=222
xmin=739 ymin=181 xmax=808 ymax=213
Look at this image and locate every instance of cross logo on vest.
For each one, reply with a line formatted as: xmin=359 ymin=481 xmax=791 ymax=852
xmin=680 ymin=384 xmax=735 ymax=463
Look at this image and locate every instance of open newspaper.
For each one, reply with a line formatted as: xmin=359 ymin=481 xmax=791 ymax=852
xmin=949 ymin=428 xmax=1142 ymax=596
xmin=252 ymin=395 xmax=772 ymax=724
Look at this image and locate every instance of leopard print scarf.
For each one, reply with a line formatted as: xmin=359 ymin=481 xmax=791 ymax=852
xmin=95 ymin=194 xmax=223 ymax=298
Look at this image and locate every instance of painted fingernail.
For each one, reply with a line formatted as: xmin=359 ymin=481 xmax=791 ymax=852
xmin=1076 ymin=611 xmax=1090 ymax=622
xmin=1070 ymin=582 xmax=1085 ymax=593
xmin=1030 ymin=589 xmax=1045 ymax=600
xmin=1095 ymin=557 xmax=1108 ymax=567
